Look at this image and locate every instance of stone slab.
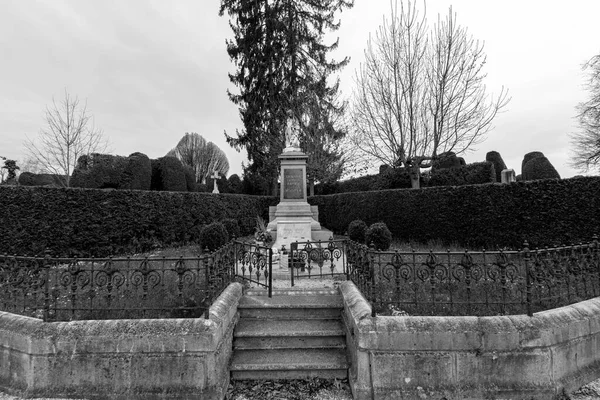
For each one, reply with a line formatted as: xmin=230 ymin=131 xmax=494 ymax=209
xmin=273 ymin=220 xmax=312 ymax=251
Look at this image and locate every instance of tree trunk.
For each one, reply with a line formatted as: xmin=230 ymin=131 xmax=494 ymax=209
xmin=309 ymin=179 xmax=315 ymax=197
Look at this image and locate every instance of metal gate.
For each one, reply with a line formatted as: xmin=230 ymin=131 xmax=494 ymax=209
xmin=232 ymin=241 xmax=273 ymax=297
xmin=288 ymin=239 xmax=348 ymax=286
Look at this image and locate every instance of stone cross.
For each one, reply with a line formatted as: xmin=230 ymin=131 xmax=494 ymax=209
xmin=211 ymin=171 xmax=220 ymax=194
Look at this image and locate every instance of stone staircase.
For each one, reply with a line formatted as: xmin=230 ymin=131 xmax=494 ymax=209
xmin=230 ymin=287 xmax=349 ymax=380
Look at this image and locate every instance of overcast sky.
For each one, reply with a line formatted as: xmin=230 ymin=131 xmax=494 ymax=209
xmin=1 ymin=0 xmax=599 ymax=179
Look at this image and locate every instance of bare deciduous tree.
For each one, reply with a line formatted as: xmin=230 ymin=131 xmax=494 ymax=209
xmin=349 ymin=0 xmax=509 ymax=171
xmin=167 ymin=133 xmax=230 ymax=183
xmin=570 ymin=54 xmax=600 ymax=173
xmin=24 ymin=91 xmax=110 ymax=187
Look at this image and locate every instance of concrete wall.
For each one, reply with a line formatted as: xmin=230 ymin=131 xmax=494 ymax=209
xmin=340 ymin=281 xmax=600 ymax=400
xmin=0 ymin=282 xmax=243 ymax=400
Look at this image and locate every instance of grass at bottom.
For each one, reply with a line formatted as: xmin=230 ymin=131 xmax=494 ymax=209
xmin=226 ymin=378 xmax=352 ymax=400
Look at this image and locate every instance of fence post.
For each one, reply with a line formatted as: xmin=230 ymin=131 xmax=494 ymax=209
xmin=369 ymin=243 xmax=377 ymax=318
xmin=43 ymin=252 xmax=50 ymax=322
xmin=290 ymin=242 xmax=296 ymax=287
xmin=204 ymin=248 xmax=211 ymax=319
xmin=523 ymin=240 xmax=532 ymax=317
xmin=268 ymin=248 xmax=273 ymax=298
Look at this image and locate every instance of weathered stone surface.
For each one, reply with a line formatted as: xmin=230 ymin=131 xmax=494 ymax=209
xmin=340 ymin=281 xmax=600 ymax=400
xmin=0 ymin=282 xmax=243 ymax=400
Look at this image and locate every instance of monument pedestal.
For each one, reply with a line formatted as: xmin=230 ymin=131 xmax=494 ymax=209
xmin=266 ymin=147 xmax=332 ymax=257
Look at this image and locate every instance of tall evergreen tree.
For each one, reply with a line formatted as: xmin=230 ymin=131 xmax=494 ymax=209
xmin=219 ymin=0 xmax=353 ymax=195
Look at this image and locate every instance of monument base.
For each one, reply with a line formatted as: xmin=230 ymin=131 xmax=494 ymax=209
xmin=267 ymin=202 xmax=332 ymax=254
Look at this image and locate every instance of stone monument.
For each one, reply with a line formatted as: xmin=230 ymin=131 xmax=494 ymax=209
xmin=211 ymin=171 xmax=220 ymax=194
xmin=267 ymin=118 xmax=332 ymax=252
xmin=501 ymin=168 xmax=516 ymax=184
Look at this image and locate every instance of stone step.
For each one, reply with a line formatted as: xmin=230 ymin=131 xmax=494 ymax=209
xmin=245 ymin=288 xmax=340 ymax=296
xmin=239 ymin=306 xmax=342 ymax=320
xmin=235 ymin=319 xmax=344 ymax=340
xmin=234 ymin=335 xmax=346 ymax=350
xmin=230 ymin=349 xmax=348 ymax=380
xmin=239 ymin=294 xmax=343 ymax=307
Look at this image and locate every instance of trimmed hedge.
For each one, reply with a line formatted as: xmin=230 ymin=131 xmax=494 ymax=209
xmin=426 ymin=162 xmax=495 ymax=187
xmin=522 ymin=156 xmax=560 ymax=180
xmin=121 ymin=152 xmax=152 ymax=190
xmin=200 ymin=222 xmax=229 ymax=251
xmin=151 ymin=156 xmax=187 ymax=192
xmin=70 ymin=153 xmax=152 ymax=190
xmin=309 ymin=176 xmax=600 ymax=249
xmin=315 ymin=162 xmax=495 ymax=195
xmin=0 ymin=186 xmax=277 ymax=257
xmin=485 ymin=151 xmax=507 ymax=183
xmin=18 ymin=172 xmax=67 ymax=187
xmin=71 ymin=153 xmax=128 ymax=189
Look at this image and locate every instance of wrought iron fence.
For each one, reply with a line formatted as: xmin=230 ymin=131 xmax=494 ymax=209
xmin=346 ymin=236 xmax=600 ymax=317
xmin=289 ymin=239 xmax=347 ymax=286
xmin=233 ymin=240 xmax=272 ymax=296
xmin=0 ymin=241 xmax=272 ymax=322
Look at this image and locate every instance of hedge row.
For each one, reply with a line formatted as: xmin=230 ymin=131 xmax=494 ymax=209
xmin=0 ymin=186 xmax=277 ymax=257
xmin=315 ymin=162 xmax=495 ymax=194
xmin=309 ymin=177 xmax=600 ymax=250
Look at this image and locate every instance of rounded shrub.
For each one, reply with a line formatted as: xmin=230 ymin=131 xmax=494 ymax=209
xmin=348 ymin=219 xmax=367 ymax=243
xmin=521 ymin=151 xmax=545 ymax=174
xmin=365 ymin=222 xmax=392 ymax=251
xmin=431 ymin=151 xmax=461 ymax=170
xmin=183 ymin=165 xmax=196 ymax=192
xmin=71 ymin=153 xmax=127 ymax=189
xmin=522 ymin=156 xmax=560 ymax=180
xmin=221 ymin=218 xmax=241 ymax=240
xmin=200 ymin=222 xmax=229 ymax=252
xmin=121 ymin=152 xmax=151 ymax=190
xmin=150 ymin=156 xmax=187 ymax=192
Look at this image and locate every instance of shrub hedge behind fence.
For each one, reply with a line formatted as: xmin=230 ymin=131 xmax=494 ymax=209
xmin=309 ymin=177 xmax=600 ymax=249
xmin=314 ymin=162 xmax=495 ymax=195
xmin=0 ymin=186 xmax=277 ymax=257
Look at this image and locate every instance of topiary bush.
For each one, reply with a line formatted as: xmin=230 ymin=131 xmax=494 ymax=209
xmin=365 ymin=222 xmax=393 ymax=251
xmin=348 ymin=219 xmax=367 ymax=243
xmin=522 ymin=156 xmax=560 ymax=180
xmin=428 ymin=162 xmax=495 ymax=187
xmin=521 ymin=151 xmax=545 ymax=174
xmin=486 ymin=151 xmax=507 ymax=183
xmin=221 ymin=218 xmax=241 ymax=240
xmin=431 ymin=151 xmax=461 ymax=171
xmin=200 ymin=222 xmax=229 ymax=252
xmin=18 ymin=172 xmax=66 ymax=187
xmin=70 ymin=153 xmax=128 ymax=189
xmin=120 ymin=152 xmax=151 ymax=190
xmin=183 ymin=165 xmax=196 ymax=192
xmin=151 ymin=156 xmax=187 ymax=192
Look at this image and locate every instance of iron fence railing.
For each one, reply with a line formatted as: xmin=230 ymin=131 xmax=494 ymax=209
xmin=0 ymin=240 xmax=272 ymax=322
xmin=346 ymin=236 xmax=600 ymax=317
xmin=289 ymin=239 xmax=347 ymax=286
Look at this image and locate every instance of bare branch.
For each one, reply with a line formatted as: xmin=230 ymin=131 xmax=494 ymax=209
xmin=24 ymin=90 xmax=110 ymax=186
xmin=348 ymin=0 xmax=509 ymax=169
xmin=570 ymin=54 xmax=600 ymax=173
